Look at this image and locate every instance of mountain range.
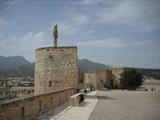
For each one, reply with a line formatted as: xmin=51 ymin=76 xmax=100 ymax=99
xmin=0 ymin=56 xmax=160 ymax=79
xmin=0 ymin=56 xmax=107 ymax=77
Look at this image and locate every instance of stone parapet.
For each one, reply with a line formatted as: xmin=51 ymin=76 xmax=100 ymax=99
xmin=0 ymin=88 xmax=75 ymax=120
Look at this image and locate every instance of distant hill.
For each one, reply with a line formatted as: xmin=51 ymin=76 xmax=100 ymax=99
xmin=135 ymin=68 xmax=160 ymax=80
xmin=78 ymin=59 xmax=108 ymax=73
xmin=0 ymin=56 xmax=34 ymax=77
xmin=0 ymin=56 xmax=108 ymax=77
xmin=0 ymin=56 xmax=159 ymax=80
xmin=0 ymin=56 xmax=30 ymax=70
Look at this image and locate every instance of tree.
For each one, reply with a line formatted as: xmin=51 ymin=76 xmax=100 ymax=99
xmin=120 ymin=69 xmax=143 ymax=89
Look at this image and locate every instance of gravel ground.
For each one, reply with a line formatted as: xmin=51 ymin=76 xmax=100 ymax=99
xmin=89 ymin=90 xmax=160 ymax=120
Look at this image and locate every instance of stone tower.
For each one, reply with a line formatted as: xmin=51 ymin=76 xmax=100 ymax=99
xmin=34 ymin=25 xmax=78 ymax=95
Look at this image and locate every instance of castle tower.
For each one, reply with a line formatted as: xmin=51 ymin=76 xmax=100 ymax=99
xmin=34 ymin=25 xmax=78 ymax=95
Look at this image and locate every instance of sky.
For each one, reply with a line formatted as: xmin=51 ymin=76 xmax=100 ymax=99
xmin=0 ymin=0 xmax=160 ymax=68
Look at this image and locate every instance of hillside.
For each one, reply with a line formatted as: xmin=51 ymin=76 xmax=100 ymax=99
xmin=136 ymin=68 xmax=160 ymax=80
xmin=0 ymin=56 xmax=159 ymax=79
xmin=0 ymin=56 xmax=34 ymax=77
xmin=78 ymin=59 xmax=108 ymax=73
xmin=0 ymin=56 xmax=107 ymax=77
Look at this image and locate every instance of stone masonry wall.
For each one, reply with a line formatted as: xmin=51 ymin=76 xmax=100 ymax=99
xmin=106 ymin=70 xmax=112 ymax=87
xmin=0 ymin=88 xmax=74 ymax=120
xmin=96 ymin=70 xmax=107 ymax=89
xmin=34 ymin=47 xmax=78 ymax=95
xmin=84 ymin=73 xmax=97 ymax=89
xmin=111 ymin=68 xmax=124 ymax=80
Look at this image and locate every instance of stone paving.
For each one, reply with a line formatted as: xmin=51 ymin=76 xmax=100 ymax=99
xmin=50 ymin=91 xmax=98 ymax=120
xmin=34 ymin=89 xmax=160 ymax=120
xmin=89 ymin=90 xmax=160 ymax=120
xmin=34 ymin=91 xmax=98 ymax=120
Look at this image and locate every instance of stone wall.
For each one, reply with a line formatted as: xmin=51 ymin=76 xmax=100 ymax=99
xmin=34 ymin=47 xmax=78 ymax=95
xmin=96 ymin=70 xmax=107 ymax=89
xmin=83 ymin=69 xmax=124 ymax=89
xmin=0 ymin=88 xmax=74 ymax=120
xmin=111 ymin=67 xmax=124 ymax=80
xmin=84 ymin=73 xmax=97 ymax=89
xmin=106 ymin=69 xmax=112 ymax=87
xmin=111 ymin=67 xmax=125 ymax=88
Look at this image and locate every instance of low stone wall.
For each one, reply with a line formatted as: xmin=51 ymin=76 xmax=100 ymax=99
xmin=0 ymin=88 xmax=74 ymax=120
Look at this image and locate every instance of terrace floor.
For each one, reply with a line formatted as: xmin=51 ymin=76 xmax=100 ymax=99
xmin=35 ymin=86 xmax=160 ymax=120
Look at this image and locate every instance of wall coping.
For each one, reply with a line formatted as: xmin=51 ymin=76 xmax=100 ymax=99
xmin=0 ymin=87 xmax=74 ymax=107
xmin=36 ymin=46 xmax=77 ymax=51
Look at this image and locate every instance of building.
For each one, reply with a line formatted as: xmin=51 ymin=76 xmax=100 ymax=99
xmin=34 ymin=25 xmax=78 ymax=95
xmin=84 ymin=73 xmax=97 ymax=89
xmin=96 ymin=70 xmax=108 ymax=89
xmin=10 ymin=87 xmax=34 ymax=98
xmin=111 ymin=67 xmax=124 ymax=86
xmin=84 ymin=69 xmax=112 ymax=89
xmin=83 ymin=67 xmax=125 ymax=89
xmin=0 ymin=77 xmax=10 ymax=100
xmin=111 ymin=67 xmax=124 ymax=81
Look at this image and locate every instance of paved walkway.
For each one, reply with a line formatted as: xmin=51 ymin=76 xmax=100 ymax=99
xmin=89 ymin=90 xmax=160 ymax=120
xmin=35 ymin=91 xmax=98 ymax=120
xmin=51 ymin=91 xmax=98 ymax=120
xmin=35 ymin=90 xmax=160 ymax=120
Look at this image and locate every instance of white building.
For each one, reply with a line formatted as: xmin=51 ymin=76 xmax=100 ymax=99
xmin=0 ymin=77 xmax=10 ymax=100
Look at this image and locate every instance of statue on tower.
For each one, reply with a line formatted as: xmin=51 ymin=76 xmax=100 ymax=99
xmin=53 ymin=24 xmax=58 ymax=47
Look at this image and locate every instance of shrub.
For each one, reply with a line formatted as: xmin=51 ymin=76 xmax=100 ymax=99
xmin=120 ymin=69 xmax=143 ymax=89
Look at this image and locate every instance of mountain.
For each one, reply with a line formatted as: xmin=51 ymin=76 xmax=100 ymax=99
xmin=135 ymin=68 xmax=160 ymax=80
xmin=0 ymin=56 xmax=34 ymax=77
xmin=0 ymin=56 xmax=159 ymax=80
xmin=0 ymin=56 xmax=108 ymax=77
xmin=78 ymin=59 xmax=108 ymax=73
xmin=0 ymin=56 xmax=30 ymax=70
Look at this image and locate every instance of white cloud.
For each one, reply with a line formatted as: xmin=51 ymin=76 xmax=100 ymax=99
xmin=76 ymin=0 xmax=112 ymax=6
xmin=80 ymin=0 xmax=104 ymax=5
xmin=55 ymin=14 xmax=93 ymax=36
xmin=5 ymin=0 xmax=24 ymax=5
xmin=0 ymin=18 xmax=7 ymax=28
xmin=98 ymin=0 xmax=160 ymax=31
xmin=77 ymin=38 xmax=149 ymax=48
xmin=57 ymin=23 xmax=78 ymax=35
xmin=0 ymin=31 xmax=51 ymax=61
xmin=73 ymin=15 xmax=89 ymax=25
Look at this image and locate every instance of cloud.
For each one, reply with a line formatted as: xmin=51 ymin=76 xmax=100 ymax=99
xmin=78 ymin=0 xmax=106 ymax=5
xmin=74 ymin=0 xmax=115 ymax=6
xmin=55 ymin=14 xmax=93 ymax=36
xmin=0 ymin=31 xmax=51 ymax=61
xmin=0 ymin=18 xmax=7 ymax=28
xmin=97 ymin=0 xmax=160 ymax=31
xmin=77 ymin=38 xmax=149 ymax=48
xmin=5 ymin=0 xmax=24 ymax=5
xmin=0 ymin=0 xmax=23 ymax=12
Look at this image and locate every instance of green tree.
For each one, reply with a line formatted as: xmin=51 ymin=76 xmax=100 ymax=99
xmin=120 ymin=69 xmax=143 ymax=89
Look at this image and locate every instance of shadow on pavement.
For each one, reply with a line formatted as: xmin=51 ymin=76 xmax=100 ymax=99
xmin=80 ymin=101 xmax=90 ymax=107
xmin=86 ymin=95 xmax=116 ymax=100
xmin=97 ymin=95 xmax=116 ymax=100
